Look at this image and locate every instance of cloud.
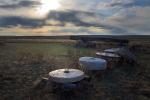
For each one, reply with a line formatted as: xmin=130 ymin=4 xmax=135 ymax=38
xmin=109 ymin=0 xmax=150 ymax=8
xmin=105 ymin=6 xmax=150 ymax=34
xmin=0 ymin=25 xmax=111 ymax=36
xmin=61 ymin=0 xmax=107 ymax=12
xmin=46 ymin=10 xmax=129 ymax=34
xmin=0 ymin=9 xmax=145 ymax=35
xmin=108 ymin=0 xmax=133 ymax=7
xmin=76 ymin=12 xmax=103 ymax=24
xmin=0 ymin=0 xmax=150 ymax=35
xmin=0 ymin=0 xmax=40 ymax=9
xmin=0 ymin=10 xmax=105 ymax=28
xmin=0 ymin=16 xmax=45 ymax=28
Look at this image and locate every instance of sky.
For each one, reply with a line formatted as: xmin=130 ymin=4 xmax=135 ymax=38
xmin=0 ymin=0 xmax=149 ymax=36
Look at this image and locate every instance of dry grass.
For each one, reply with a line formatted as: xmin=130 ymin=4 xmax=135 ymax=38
xmin=0 ymin=40 xmax=150 ymax=100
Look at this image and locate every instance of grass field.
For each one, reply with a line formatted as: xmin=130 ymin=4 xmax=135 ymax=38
xmin=0 ymin=39 xmax=150 ymax=100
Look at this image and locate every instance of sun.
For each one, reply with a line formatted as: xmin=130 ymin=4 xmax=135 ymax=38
xmin=36 ymin=0 xmax=61 ymax=17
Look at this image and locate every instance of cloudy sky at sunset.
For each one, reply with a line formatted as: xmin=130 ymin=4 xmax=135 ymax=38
xmin=0 ymin=0 xmax=149 ymax=36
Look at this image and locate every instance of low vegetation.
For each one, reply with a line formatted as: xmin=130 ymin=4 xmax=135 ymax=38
xmin=0 ymin=40 xmax=150 ymax=100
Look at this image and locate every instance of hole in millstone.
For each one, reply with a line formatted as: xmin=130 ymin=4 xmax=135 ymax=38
xmin=64 ymin=70 xmax=70 ymax=73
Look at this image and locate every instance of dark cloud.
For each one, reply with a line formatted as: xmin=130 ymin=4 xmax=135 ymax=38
xmin=0 ymin=0 xmax=149 ymax=35
xmin=47 ymin=10 xmax=127 ymax=34
xmin=47 ymin=10 xmax=103 ymax=27
xmin=0 ymin=10 xmax=92 ymax=28
xmin=124 ymin=0 xmax=150 ymax=7
xmin=47 ymin=10 xmax=87 ymax=26
xmin=110 ymin=0 xmax=150 ymax=8
xmin=0 ymin=16 xmax=44 ymax=28
xmin=0 ymin=0 xmax=41 ymax=9
xmin=0 ymin=10 xmax=135 ymax=34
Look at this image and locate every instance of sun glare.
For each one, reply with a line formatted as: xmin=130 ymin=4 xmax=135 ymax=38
xmin=36 ymin=0 xmax=61 ymax=17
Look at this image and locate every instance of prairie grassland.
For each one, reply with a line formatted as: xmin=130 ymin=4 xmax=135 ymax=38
xmin=0 ymin=40 xmax=150 ymax=100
